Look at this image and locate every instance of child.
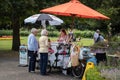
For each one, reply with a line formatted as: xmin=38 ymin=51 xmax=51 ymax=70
xmin=70 ymin=44 xmax=80 ymax=67
xmin=48 ymin=39 xmax=54 ymax=53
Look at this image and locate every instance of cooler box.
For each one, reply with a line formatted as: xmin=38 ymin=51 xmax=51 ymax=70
xmin=19 ymin=45 xmax=28 ymax=66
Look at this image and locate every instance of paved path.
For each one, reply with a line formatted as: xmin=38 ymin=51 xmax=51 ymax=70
xmin=0 ymin=57 xmax=80 ymax=80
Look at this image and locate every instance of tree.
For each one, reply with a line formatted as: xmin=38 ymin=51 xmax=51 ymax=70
xmin=0 ymin=0 xmax=38 ymax=51
xmin=0 ymin=0 xmax=120 ymax=51
xmin=98 ymin=0 xmax=120 ymax=35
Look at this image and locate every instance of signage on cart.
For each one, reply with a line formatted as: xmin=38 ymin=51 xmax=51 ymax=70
xmin=19 ymin=45 xmax=28 ymax=66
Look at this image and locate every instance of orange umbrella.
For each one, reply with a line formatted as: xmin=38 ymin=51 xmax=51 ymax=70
xmin=40 ymin=0 xmax=110 ymax=20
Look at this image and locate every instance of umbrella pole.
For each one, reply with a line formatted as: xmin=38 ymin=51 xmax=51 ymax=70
xmin=71 ymin=15 xmax=75 ymax=30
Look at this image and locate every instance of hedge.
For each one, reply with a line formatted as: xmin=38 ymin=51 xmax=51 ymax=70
xmin=75 ymin=30 xmax=94 ymax=38
xmin=0 ymin=30 xmax=13 ymax=37
xmin=0 ymin=30 xmax=95 ymax=38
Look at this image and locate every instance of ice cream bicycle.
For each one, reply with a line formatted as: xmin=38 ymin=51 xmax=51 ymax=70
xmin=44 ymin=42 xmax=96 ymax=77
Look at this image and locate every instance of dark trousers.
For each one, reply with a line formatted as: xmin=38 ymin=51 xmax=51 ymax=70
xmin=40 ymin=53 xmax=48 ymax=75
xmin=95 ymin=53 xmax=107 ymax=64
xmin=28 ymin=50 xmax=37 ymax=72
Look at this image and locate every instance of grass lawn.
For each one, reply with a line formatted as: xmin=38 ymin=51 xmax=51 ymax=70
xmin=0 ymin=36 xmax=94 ymax=50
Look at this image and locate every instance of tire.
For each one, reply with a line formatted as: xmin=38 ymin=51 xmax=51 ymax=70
xmin=72 ymin=63 xmax=84 ymax=78
xmin=47 ymin=61 xmax=52 ymax=73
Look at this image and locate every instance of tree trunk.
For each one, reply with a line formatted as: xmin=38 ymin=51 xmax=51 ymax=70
xmin=11 ymin=15 xmax=20 ymax=51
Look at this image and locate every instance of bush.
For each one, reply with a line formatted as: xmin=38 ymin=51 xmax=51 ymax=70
xmin=86 ymin=67 xmax=106 ymax=80
xmin=111 ymin=35 xmax=120 ymax=42
xmin=0 ymin=30 xmax=12 ymax=36
xmin=0 ymin=29 xmax=95 ymax=38
xmin=75 ymin=30 xmax=94 ymax=38
xmin=20 ymin=31 xmax=30 ymax=36
xmin=48 ymin=31 xmax=59 ymax=37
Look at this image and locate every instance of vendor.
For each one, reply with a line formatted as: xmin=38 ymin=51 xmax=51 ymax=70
xmin=58 ymin=29 xmax=68 ymax=43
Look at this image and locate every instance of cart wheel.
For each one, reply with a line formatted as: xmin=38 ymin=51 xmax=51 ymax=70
xmin=47 ymin=61 xmax=52 ymax=73
xmin=72 ymin=63 xmax=84 ymax=78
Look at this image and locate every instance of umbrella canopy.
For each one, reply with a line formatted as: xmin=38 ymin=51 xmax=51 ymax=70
xmin=37 ymin=13 xmax=53 ymax=21
xmin=40 ymin=0 xmax=110 ymax=20
xmin=24 ymin=14 xmax=64 ymax=27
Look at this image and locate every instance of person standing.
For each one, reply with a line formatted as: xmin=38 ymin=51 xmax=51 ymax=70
xmin=58 ymin=29 xmax=67 ymax=43
xmin=27 ymin=28 xmax=39 ymax=72
xmin=38 ymin=29 xmax=49 ymax=75
xmin=98 ymin=34 xmax=104 ymax=42
xmin=67 ymin=28 xmax=76 ymax=42
xmin=93 ymin=29 xmax=107 ymax=64
xmin=93 ymin=29 xmax=100 ymax=43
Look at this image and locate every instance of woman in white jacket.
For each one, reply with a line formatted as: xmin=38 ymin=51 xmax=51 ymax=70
xmin=39 ymin=29 xmax=50 ymax=75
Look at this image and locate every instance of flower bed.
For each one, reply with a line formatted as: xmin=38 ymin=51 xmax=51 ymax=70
xmin=100 ymin=68 xmax=120 ymax=80
xmin=0 ymin=36 xmax=13 ymax=40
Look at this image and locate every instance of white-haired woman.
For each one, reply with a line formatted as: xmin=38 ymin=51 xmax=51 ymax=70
xmin=38 ymin=29 xmax=49 ymax=75
xmin=27 ymin=28 xmax=39 ymax=72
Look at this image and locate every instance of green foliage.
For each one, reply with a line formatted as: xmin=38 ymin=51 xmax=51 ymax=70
xmin=0 ymin=0 xmax=120 ymax=36
xmin=97 ymin=62 xmax=120 ymax=80
xmin=0 ymin=0 xmax=38 ymax=24
xmin=0 ymin=30 xmax=12 ymax=36
xmin=20 ymin=31 xmax=30 ymax=36
xmin=0 ymin=30 xmax=30 ymax=36
xmin=0 ymin=0 xmax=40 ymax=51
xmin=0 ymin=0 xmax=120 ymax=50
xmin=86 ymin=67 xmax=106 ymax=80
xmin=107 ymin=44 xmax=120 ymax=55
xmin=75 ymin=30 xmax=94 ymax=38
xmin=91 ymin=41 xmax=108 ymax=49
xmin=110 ymin=35 xmax=120 ymax=42
xmin=105 ymin=35 xmax=120 ymax=55
xmin=99 ymin=1 xmax=120 ymax=35
xmin=0 ymin=29 xmax=95 ymax=38
xmin=48 ymin=31 xmax=59 ymax=37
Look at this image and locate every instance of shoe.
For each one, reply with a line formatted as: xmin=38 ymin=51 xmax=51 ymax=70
xmin=29 ymin=71 xmax=35 ymax=73
xmin=45 ymin=73 xmax=49 ymax=75
xmin=41 ymin=73 xmax=49 ymax=76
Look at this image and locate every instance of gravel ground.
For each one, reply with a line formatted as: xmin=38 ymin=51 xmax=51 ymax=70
xmin=0 ymin=56 xmax=80 ymax=80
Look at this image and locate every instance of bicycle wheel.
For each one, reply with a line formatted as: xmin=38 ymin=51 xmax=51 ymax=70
xmin=72 ymin=63 xmax=84 ymax=78
xmin=47 ymin=61 xmax=52 ymax=73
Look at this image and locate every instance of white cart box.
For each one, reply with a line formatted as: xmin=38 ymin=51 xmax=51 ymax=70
xmin=19 ymin=45 xmax=28 ymax=66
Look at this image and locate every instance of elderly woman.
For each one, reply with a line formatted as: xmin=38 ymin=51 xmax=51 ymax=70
xmin=38 ymin=29 xmax=49 ymax=75
xmin=58 ymin=29 xmax=67 ymax=43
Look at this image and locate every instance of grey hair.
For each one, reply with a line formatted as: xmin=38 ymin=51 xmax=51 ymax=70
xmin=41 ymin=29 xmax=48 ymax=36
xmin=31 ymin=28 xmax=38 ymax=33
xmin=96 ymin=29 xmax=100 ymax=32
